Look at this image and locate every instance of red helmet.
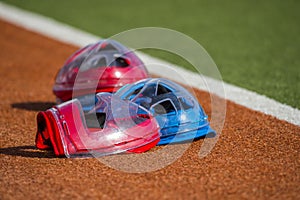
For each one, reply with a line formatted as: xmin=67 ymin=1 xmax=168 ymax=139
xmin=53 ymin=39 xmax=149 ymax=103
xmin=35 ymin=93 xmax=160 ymax=157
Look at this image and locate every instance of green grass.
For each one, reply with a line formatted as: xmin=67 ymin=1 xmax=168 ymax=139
xmin=2 ymin=0 xmax=300 ymax=108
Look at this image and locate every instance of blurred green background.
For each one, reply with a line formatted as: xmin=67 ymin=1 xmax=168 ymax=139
xmin=1 ymin=0 xmax=299 ymax=108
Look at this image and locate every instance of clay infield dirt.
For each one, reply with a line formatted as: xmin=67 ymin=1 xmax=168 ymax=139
xmin=0 ymin=20 xmax=300 ymax=199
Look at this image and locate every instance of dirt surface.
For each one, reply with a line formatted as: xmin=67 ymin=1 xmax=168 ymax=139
xmin=0 ymin=20 xmax=300 ymax=200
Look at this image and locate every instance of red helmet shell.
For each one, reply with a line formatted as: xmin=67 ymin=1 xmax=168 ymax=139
xmin=35 ymin=96 xmax=160 ymax=157
xmin=53 ymin=40 xmax=149 ymax=102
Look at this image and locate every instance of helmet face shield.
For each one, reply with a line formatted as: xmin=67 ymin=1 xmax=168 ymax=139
xmin=115 ymin=78 xmax=216 ymax=145
xmin=53 ymin=39 xmax=149 ymax=102
xmin=35 ymin=95 xmax=160 ymax=158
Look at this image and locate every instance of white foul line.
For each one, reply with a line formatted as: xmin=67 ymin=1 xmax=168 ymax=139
xmin=0 ymin=2 xmax=299 ymax=126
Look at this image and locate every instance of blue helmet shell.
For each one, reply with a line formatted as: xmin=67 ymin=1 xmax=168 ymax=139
xmin=115 ymin=78 xmax=216 ymax=145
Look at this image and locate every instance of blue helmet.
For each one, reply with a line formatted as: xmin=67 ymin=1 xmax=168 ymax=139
xmin=115 ymin=78 xmax=216 ymax=145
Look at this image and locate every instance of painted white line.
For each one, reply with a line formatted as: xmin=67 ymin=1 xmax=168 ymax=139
xmin=0 ymin=2 xmax=100 ymax=47
xmin=0 ymin=2 xmax=299 ymax=126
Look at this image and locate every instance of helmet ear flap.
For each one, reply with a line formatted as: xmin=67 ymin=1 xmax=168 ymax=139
xmin=35 ymin=112 xmax=52 ymax=150
xmin=35 ymin=110 xmax=66 ymax=156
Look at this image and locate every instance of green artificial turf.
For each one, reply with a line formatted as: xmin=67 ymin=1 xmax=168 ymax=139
xmin=2 ymin=0 xmax=299 ymax=108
